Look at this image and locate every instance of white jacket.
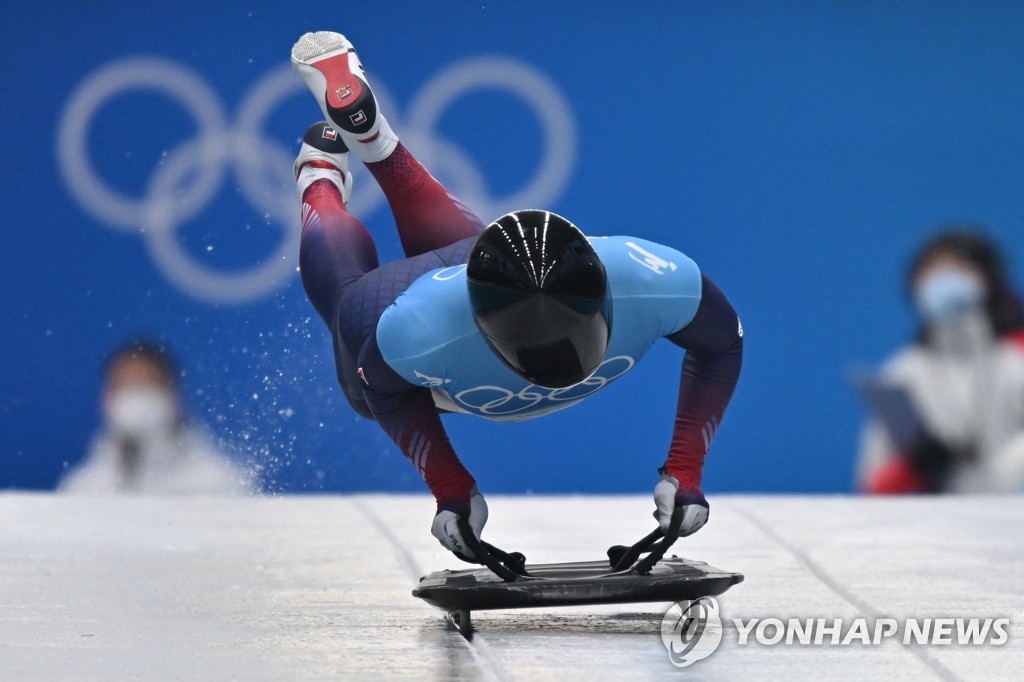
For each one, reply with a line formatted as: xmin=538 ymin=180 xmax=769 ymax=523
xmin=858 ymin=318 xmax=1024 ymax=493
xmin=59 ymin=422 xmax=255 ymax=496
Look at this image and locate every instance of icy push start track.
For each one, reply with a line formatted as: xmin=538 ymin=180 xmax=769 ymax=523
xmin=2 ymin=495 xmax=1022 ymax=680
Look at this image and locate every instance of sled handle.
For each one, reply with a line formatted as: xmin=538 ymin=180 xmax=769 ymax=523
xmin=607 ymin=505 xmax=683 ymax=574
xmin=456 ymin=517 xmax=532 ymax=582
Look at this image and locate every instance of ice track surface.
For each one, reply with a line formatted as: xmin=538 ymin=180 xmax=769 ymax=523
xmin=2 ymin=494 xmax=1022 ymax=681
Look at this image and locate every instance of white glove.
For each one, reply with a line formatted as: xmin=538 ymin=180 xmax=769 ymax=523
xmin=431 ymin=486 xmax=488 ymax=561
xmin=653 ymin=474 xmax=709 ymax=537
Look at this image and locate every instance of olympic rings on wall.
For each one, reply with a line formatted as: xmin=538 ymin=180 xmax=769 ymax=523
xmin=57 ymin=56 xmax=577 ymax=304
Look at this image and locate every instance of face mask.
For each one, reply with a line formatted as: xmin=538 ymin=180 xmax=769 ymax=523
xmin=104 ymin=385 xmax=178 ymax=438
xmin=915 ymin=268 xmax=985 ymax=325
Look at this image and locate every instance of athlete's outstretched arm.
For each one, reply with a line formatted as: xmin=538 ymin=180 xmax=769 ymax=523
xmin=656 ymin=275 xmax=744 ymax=534
xmin=357 ymin=334 xmax=486 ymax=560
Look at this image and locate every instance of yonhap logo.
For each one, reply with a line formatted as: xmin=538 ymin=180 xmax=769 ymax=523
xmin=660 ymin=597 xmax=723 ymax=668
xmin=658 ymin=602 xmax=1012 ymax=669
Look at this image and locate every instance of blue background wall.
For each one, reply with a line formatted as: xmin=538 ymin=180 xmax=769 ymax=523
xmin=3 ymin=1 xmax=1024 ymax=494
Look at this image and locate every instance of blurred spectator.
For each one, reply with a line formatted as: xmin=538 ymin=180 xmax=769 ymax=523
xmin=59 ymin=341 xmax=255 ymax=495
xmin=858 ymin=230 xmax=1024 ymax=494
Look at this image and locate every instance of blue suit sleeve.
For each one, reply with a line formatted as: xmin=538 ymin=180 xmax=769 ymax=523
xmin=661 ymin=274 xmax=744 ymax=491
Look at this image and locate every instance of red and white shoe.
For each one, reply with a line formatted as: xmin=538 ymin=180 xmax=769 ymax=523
xmin=291 ymin=31 xmax=398 ymax=163
xmin=294 ymin=121 xmax=353 ymax=202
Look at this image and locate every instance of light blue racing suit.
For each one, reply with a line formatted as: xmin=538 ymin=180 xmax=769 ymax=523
xmin=376 ymin=236 xmax=702 ymax=421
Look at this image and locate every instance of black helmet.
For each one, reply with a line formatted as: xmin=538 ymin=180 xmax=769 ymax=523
xmin=467 ymin=210 xmax=611 ymax=388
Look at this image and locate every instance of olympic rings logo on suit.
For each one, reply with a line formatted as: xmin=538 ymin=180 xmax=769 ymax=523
xmin=56 ymin=56 xmax=577 ymax=305
xmin=454 ymin=355 xmax=636 ymax=416
xmin=432 ymin=265 xmax=468 ymax=281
